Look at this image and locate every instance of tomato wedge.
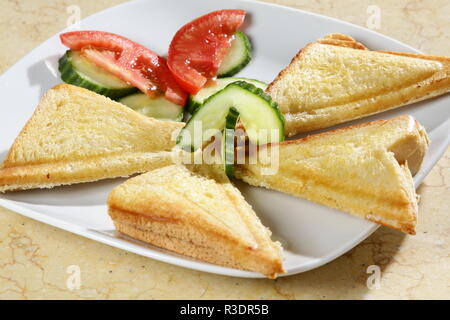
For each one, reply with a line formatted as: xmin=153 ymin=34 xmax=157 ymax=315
xmin=60 ymin=31 xmax=187 ymax=106
xmin=167 ymin=9 xmax=246 ymax=94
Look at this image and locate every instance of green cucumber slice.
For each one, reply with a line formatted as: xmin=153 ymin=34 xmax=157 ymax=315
xmin=177 ymin=81 xmax=284 ymax=151
xmin=218 ymin=31 xmax=252 ymax=78
xmin=119 ymin=93 xmax=184 ymax=122
xmin=187 ymin=77 xmax=267 ymax=114
xmin=222 ymin=107 xmax=240 ymax=179
xmin=59 ymin=50 xmax=137 ymax=99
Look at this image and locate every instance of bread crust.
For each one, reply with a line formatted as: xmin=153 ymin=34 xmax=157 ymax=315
xmin=316 ymin=33 xmax=368 ymax=50
xmin=109 ymin=206 xmax=284 ymax=278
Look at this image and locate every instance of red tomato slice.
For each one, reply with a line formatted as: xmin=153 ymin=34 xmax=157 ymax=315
xmin=167 ymin=9 xmax=246 ymax=94
xmin=60 ymin=31 xmax=187 ymax=106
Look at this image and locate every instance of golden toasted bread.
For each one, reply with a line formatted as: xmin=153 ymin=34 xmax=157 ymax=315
xmin=267 ymin=34 xmax=450 ymax=136
xmin=0 ymin=84 xmax=184 ymax=192
xmin=236 ymin=115 xmax=429 ymax=234
xmin=108 ymin=164 xmax=284 ymax=278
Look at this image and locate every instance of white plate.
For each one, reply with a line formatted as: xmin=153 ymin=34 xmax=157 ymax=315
xmin=0 ymin=0 xmax=449 ymax=278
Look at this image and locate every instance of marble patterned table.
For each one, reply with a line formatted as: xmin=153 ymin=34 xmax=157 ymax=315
xmin=0 ymin=0 xmax=448 ymax=299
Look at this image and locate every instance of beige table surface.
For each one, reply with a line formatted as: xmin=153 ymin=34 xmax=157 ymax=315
xmin=0 ymin=0 xmax=449 ymax=300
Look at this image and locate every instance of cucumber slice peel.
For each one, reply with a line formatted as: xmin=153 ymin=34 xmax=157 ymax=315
xmin=222 ymin=107 xmax=240 ymax=179
xmin=119 ymin=93 xmax=184 ymax=122
xmin=218 ymin=31 xmax=252 ymax=78
xmin=177 ymin=81 xmax=285 ymax=151
xmin=59 ymin=50 xmax=137 ymax=100
xmin=187 ymin=77 xmax=267 ymax=114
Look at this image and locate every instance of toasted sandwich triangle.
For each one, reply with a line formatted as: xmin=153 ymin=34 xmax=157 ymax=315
xmin=108 ymin=164 xmax=284 ymax=278
xmin=0 ymin=84 xmax=184 ymax=192
xmin=236 ymin=115 xmax=429 ymax=234
xmin=267 ymin=34 xmax=450 ymax=136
